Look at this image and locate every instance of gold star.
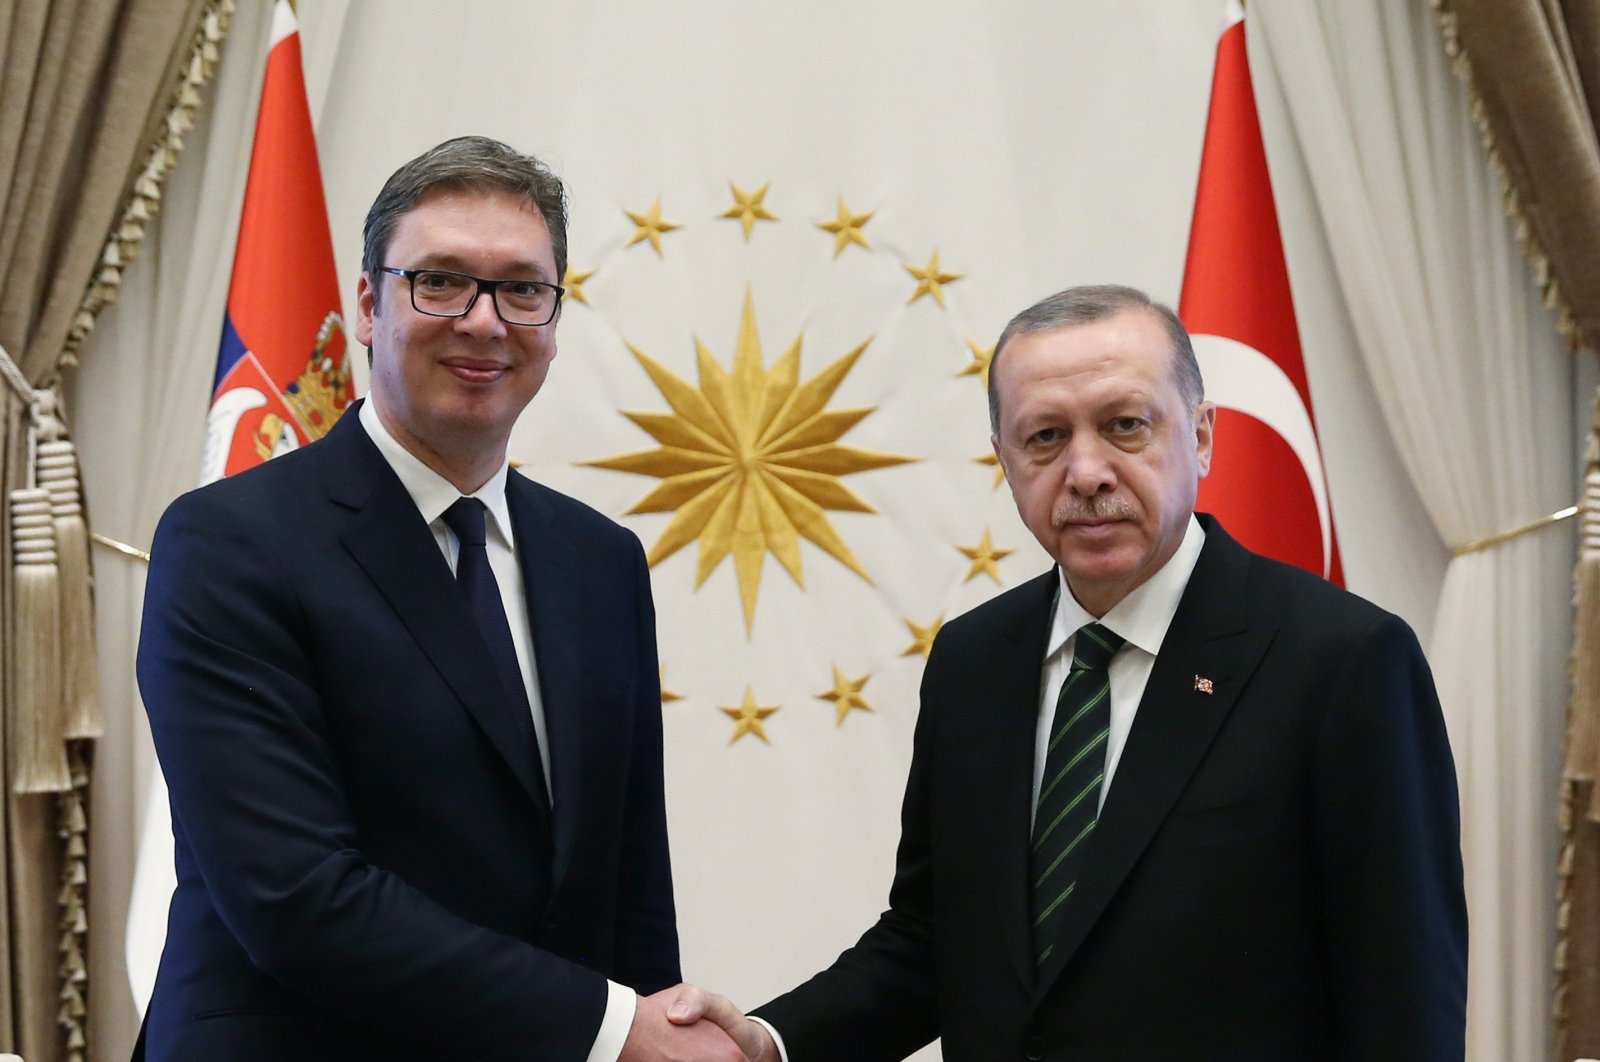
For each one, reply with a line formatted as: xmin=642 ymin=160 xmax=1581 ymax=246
xmin=958 ymin=527 xmax=1014 ymax=584
xmin=719 ymin=181 xmax=779 ymax=240
xmin=816 ymin=666 xmax=872 ymax=726
xmin=956 ymin=339 xmax=994 ymax=387
xmin=902 ymin=614 xmax=944 ymax=659
xmin=720 ymin=686 xmax=779 ymax=745
xmin=562 ymin=265 xmax=596 ymax=306
xmin=587 ymin=288 xmax=916 ymax=632
xmin=816 ymin=197 xmax=874 ymax=257
xmin=624 ymin=198 xmax=681 ymax=256
xmin=660 ymin=667 xmax=684 ymax=704
xmin=976 ymin=451 xmax=1005 ymax=488
xmin=904 ymin=250 xmax=963 ymax=307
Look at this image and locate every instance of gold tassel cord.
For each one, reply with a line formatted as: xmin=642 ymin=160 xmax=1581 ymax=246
xmin=37 ymin=440 xmax=102 ymax=740
xmin=89 ymin=533 xmax=150 ymax=563
xmin=1451 ymin=504 xmax=1579 ymax=556
xmin=10 ymin=488 xmax=71 ymax=793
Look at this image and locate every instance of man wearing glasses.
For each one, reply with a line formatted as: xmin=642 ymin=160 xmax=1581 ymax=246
xmin=137 ymin=137 xmax=740 ymax=1061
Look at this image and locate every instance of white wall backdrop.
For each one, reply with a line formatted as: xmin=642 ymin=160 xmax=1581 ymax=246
xmin=72 ymin=3 xmax=1575 ymax=1060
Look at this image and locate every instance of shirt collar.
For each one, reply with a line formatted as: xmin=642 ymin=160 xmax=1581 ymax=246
xmin=1045 ymin=514 xmax=1206 ymax=661
xmin=358 ymin=397 xmax=515 ymax=548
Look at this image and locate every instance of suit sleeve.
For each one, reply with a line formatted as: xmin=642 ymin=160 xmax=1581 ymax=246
xmin=609 ymin=533 xmax=681 ymax=992
xmin=749 ymin=661 xmax=943 ymax=1061
xmin=138 ymin=490 xmax=608 ymax=1061
xmin=1311 ymin=612 xmax=1468 ymax=1059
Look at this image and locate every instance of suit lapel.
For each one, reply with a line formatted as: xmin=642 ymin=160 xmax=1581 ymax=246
xmin=969 ymin=572 xmax=1059 ymax=995
xmin=320 ymin=410 xmax=549 ymax=811
xmin=506 ymin=475 xmax=584 ymax=894
xmin=1033 ymin=521 xmax=1275 ymax=998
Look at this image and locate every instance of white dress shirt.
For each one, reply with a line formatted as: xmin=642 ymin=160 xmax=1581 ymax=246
xmin=358 ymin=399 xmax=635 ymax=1062
xmin=754 ymin=516 xmax=1208 ymax=1062
xmin=1033 ymin=514 xmax=1206 ymax=820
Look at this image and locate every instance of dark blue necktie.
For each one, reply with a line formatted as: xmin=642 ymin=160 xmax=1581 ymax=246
xmin=441 ymin=497 xmax=549 ymax=811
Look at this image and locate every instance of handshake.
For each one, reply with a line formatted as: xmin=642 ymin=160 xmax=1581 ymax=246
xmin=619 ymin=983 xmax=781 ymax=1062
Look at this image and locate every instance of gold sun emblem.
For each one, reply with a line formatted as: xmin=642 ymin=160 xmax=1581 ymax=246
xmin=588 ymin=288 xmax=916 ymax=631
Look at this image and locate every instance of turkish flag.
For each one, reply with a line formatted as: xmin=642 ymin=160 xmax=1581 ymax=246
xmin=1180 ymin=3 xmax=1343 ymax=585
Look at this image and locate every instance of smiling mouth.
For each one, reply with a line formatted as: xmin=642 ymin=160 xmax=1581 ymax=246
xmin=440 ymin=359 xmax=508 ymax=383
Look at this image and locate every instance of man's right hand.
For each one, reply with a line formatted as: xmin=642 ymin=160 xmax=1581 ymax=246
xmin=618 ymin=985 xmax=746 ymax=1062
xmin=661 ymin=985 xmax=780 ymax=1062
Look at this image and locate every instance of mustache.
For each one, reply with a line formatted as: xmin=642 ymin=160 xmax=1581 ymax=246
xmin=1052 ymin=495 xmax=1138 ymax=527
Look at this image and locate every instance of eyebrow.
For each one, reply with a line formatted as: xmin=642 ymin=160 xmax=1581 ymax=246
xmin=409 ymin=252 xmax=553 ymax=282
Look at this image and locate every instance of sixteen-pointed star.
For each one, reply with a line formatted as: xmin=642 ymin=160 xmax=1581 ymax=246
xmin=816 ymin=197 xmax=875 ymax=257
xmin=721 ymin=686 xmax=779 ymax=745
xmin=904 ymin=249 xmax=963 ymax=307
xmin=957 ymin=339 xmax=994 ymax=387
xmin=816 ymin=666 xmax=872 ymax=726
xmin=958 ymin=527 xmax=1014 ymax=584
xmin=586 ymin=289 xmax=916 ymax=631
xmin=901 ymin=613 xmax=945 ymax=658
xmin=624 ymin=198 xmax=681 ymax=256
xmin=719 ymin=181 xmax=779 ymax=240
xmin=562 ymin=265 xmax=596 ymax=306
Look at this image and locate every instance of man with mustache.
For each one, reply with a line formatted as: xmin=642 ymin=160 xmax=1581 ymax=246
xmin=680 ymin=284 xmax=1467 ymax=1059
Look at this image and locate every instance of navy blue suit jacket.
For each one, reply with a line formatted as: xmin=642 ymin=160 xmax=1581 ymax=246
xmin=755 ymin=516 xmax=1467 ymax=1060
xmin=137 ymin=406 xmax=678 ymax=1060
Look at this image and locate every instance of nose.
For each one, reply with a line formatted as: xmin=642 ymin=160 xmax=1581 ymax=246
xmin=1061 ymin=437 xmax=1116 ymax=496
xmin=454 ymin=288 xmax=507 ymax=339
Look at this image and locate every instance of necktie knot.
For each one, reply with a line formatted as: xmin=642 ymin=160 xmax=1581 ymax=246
xmin=1071 ymin=622 xmax=1124 ymax=671
xmin=442 ymin=497 xmax=488 ymax=548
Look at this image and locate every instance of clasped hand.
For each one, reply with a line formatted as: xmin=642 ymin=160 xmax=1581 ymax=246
xmin=617 ymin=983 xmax=778 ymax=1062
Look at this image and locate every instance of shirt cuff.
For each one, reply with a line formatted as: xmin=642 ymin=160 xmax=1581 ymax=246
xmin=748 ymin=1015 xmax=790 ymax=1062
xmin=584 ymin=980 xmax=637 ymax=1062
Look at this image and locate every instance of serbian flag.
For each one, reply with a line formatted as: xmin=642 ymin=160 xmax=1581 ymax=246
xmin=1179 ymin=1 xmax=1344 ymax=584
xmin=199 ymin=0 xmax=352 ymax=485
xmin=128 ymin=0 xmax=352 ymax=1012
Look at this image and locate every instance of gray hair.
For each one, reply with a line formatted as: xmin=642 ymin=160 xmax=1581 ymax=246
xmin=362 ymin=136 xmax=568 ymax=308
xmin=987 ymin=284 xmax=1203 ymax=432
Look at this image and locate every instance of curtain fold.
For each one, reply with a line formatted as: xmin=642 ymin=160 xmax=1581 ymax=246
xmin=1561 ymin=390 xmax=1600 ymax=1058
xmin=1433 ymin=0 xmax=1600 ymax=353
xmin=1429 ymin=4 xmax=1600 ymax=1057
xmin=0 ymin=1 xmax=227 ymax=1059
xmin=1249 ymin=4 xmax=1575 ymax=1060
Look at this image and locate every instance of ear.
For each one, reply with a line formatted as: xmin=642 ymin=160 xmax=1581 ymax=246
xmin=1193 ymin=401 xmax=1216 ymax=479
xmin=990 ymin=432 xmax=1008 ymax=484
xmin=354 ymin=272 xmax=376 ymax=348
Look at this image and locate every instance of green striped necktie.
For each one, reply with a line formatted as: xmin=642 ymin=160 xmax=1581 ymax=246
xmin=1030 ymin=621 xmax=1124 ymax=968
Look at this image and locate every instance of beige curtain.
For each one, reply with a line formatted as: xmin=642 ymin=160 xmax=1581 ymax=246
xmin=0 ymin=2 xmax=229 ymax=1059
xmin=1434 ymin=0 xmax=1600 ymax=352
xmin=1566 ymin=394 xmax=1600 ymax=1061
xmin=1429 ymin=2 xmax=1600 ymax=1058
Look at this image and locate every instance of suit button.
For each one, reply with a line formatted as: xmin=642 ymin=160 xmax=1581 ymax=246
xmin=1024 ymin=1035 xmax=1046 ymax=1060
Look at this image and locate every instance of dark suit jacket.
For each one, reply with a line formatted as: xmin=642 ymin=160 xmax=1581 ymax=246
xmin=755 ymin=516 xmax=1466 ymax=1061
xmin=136 ymin=406 xmax=678 ymax=1061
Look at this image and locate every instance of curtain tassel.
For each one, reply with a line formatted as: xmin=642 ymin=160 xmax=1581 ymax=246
xmin=10 ymin=486 xmax=71 ymax=792
xmin=36 ymin=439 xmax=102 ymax=739
xmin=1567 ymin=404 xmax=1600 ymax=820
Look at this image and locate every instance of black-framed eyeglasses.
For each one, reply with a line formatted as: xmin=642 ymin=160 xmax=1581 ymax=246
xmin=379 ymin=267 xmax=565 ymax=327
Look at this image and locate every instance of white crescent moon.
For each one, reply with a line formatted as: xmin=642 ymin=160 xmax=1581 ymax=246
xmin=1191 ymin=333 xmax=1333 ymax=577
